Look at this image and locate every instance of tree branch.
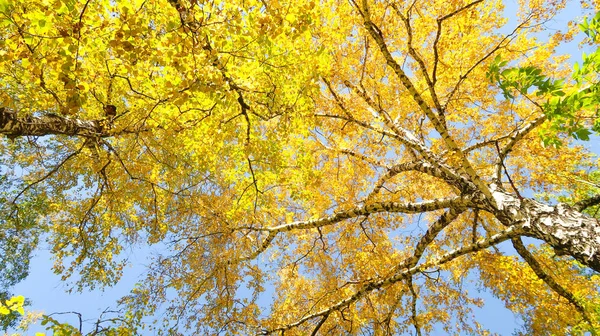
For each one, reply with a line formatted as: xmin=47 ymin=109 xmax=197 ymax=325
xmin=391 ymin=4 xmax=444 ymax=116
xmin=512 ymin=237 xmax=597 ymax=333
xmin=489 ymin=184 xmax=600 ymax=272
xmin=431 ymin=0 xmax=484 ymax=86
xmin=0 ymin=107 xmax=104 ymax=138
xmin=354 ymin=0 xmax=493 ymax=201
xmin=240 ymin=195 xmax=473 ymax=261
xmin=443 ymin=16 xmax=531 ymax=108
xmin=495 ymin=115 xmax=546 ymax=181
xmin=367 ymin=161 xmax=471 ymax=200
xmin=574 ymin=194 xmax=600 ymax=212
xmin=336 ymin=80 xmax=468 ymax=187
xmin=261 ymin=224 xmax=525 ymax=334
xmin=407 ymin=276 xmax=422 ymax=336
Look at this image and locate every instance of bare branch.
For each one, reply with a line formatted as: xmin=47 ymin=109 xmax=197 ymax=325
xmin=11 ymin=144 xmax=84 ymax=208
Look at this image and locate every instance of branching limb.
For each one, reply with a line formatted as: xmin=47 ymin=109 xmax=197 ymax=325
xmin=322 ymin=78 xmax=355 ymax=120
xmin=444 ymin=15 xmax=533 ymax=107
xmin=238 ymin=231 xmax=277 ymax=262
xmin=337 ymin=148 xmax=388 ymax=168
xmin=321 ymin=79 xmax=414 ymax=145
xmin=167 ymin=0 xmax=254 ymax=145
xmin=333 ymin=80 xmax=468 ymax=187
xmin=47 ymin=311 xmax=83 ymax=334
xmin=367 ymin=161 xmax=470 ymax=200
xmin=321 ymin=80 xmax=446 ymax=168
xmin=494 ymin=142 xmax=523 ymax=200
xmin=407 ymin=276 xmax=422 ymax=336
xmin=240 ymin=196 xmax=473 ymax=261
xmin=459 ymin=113 xmax=544 ymax=161
xmin=38 ymin=70 xmax=65 ymax=110
xmin=390 ymin=4 xmax=444 ymax=116
xmin=472 ymin=210 xmax=479 ymax=244
xmin=404 ymin=207 xmax=465 ymax=270
xmin=381 ymin=293 xmax=404 ymax=334
xmin=343 ymin=80 xmax=424 ymax=146
xmin=270 ymin=196 xmax=470 ymax=233
xmin=314 ymin=113 xmax=412 ymax=148
xmin=10 ymin=143 xmax=85 ymax=208
xmin=431 ymin=0 xmax=484 ymax=86
xmin=316 ymin=140 xmax=388 ymax=168
xmin=261 ymin=224 xmax=525 ymax=334
xmin=495 ymin=115 xmax=546 ymax=181
xmin=246 ymin=157 xmax=262 ymax=212
xmin=511 ymin=238 xmax=597 ymax=334
xmin=461 ymin=134 xmax=513 ymax=153
xmin=353 ymin=0 xmax=493 ymax=201
xmin=367 ymin=161 xmax=423 ymax=199
xmin=310 ymin=311 xmax=330 ymax=336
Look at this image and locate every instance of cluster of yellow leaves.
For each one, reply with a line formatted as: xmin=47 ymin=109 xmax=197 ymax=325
xmin=0 ymin=296 xmax=46 ymax=336
xmin=0 ymin=295 xmax=24 ymax=316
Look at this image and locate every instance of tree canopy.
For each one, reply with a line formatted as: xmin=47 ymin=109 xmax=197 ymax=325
xmin=1 ymin=0 xmax=600 ymax=334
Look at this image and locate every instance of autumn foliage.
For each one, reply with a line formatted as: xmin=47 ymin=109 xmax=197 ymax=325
xmin=1 ymin=0 xmax=600 ymax=334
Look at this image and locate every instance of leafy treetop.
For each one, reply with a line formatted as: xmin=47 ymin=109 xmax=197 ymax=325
xmin=1 ymin=0 xmax=600 ymax=335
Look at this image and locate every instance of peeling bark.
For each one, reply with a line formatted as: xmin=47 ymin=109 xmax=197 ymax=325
xmin=0 ymin=107 xmax=104 ymax=138
xmin=489 ymin=184 xmax=600 ymax=272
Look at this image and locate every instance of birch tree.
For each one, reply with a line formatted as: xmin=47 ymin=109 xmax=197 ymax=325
xmin=1 ymin=0 xmax=600 ymax=334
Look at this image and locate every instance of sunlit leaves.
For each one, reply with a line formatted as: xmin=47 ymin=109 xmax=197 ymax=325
xmin=488 ymin=14 xmax=600 ymax=146
xmin=1 ymin=0 xmax=600 ymax=335
xmin=0 ymin=295 xmax=24 ymax=316
xmin=41 ymin=315 xmax=83 ymax=336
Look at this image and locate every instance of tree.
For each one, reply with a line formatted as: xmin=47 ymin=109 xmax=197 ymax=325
xmin=1 ymin=0 xmax=600 ymax=334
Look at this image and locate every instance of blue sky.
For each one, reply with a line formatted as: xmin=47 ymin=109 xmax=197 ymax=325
xmin=7 ymin=1 xmax=600 ymax=335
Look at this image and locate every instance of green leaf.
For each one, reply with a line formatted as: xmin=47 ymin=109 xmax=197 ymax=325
xmin=574 ymin=128 xmax=592 ymax=141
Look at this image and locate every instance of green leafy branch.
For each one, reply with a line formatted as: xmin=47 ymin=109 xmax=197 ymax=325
xmin=487 ymin=12 xmax=600 ymax=146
